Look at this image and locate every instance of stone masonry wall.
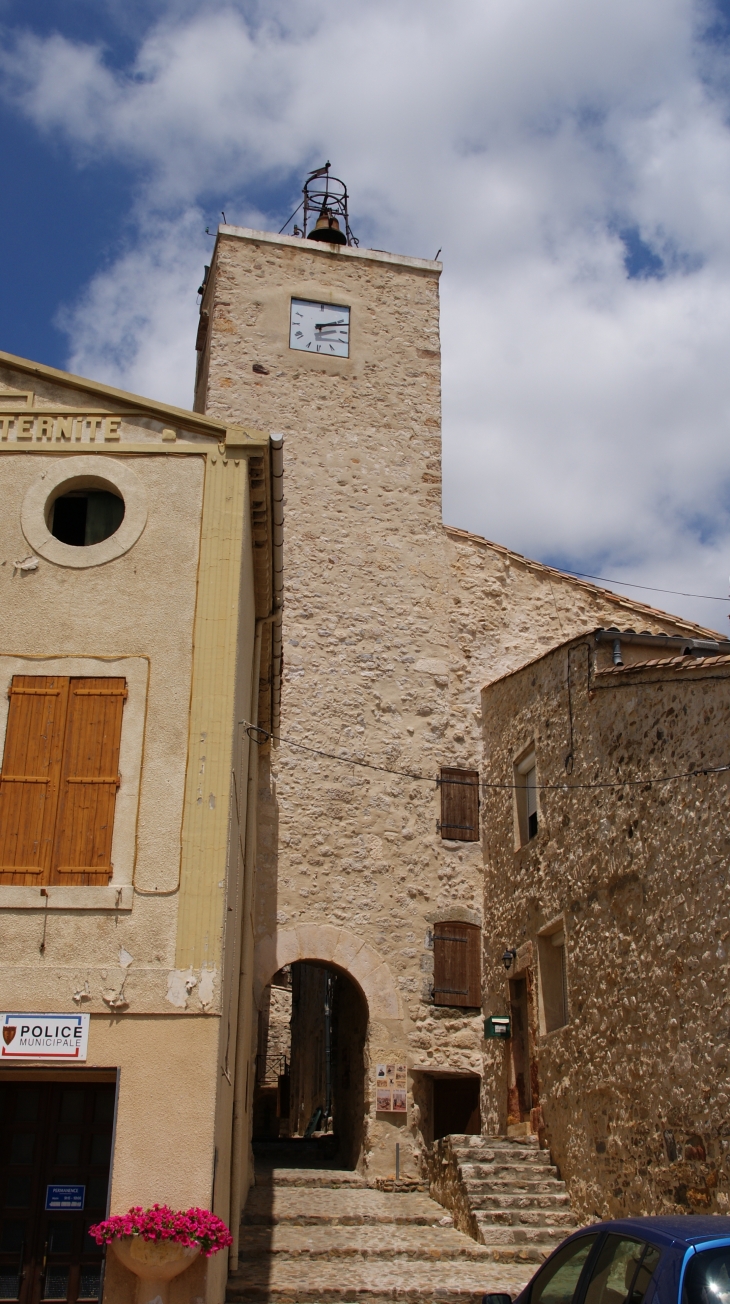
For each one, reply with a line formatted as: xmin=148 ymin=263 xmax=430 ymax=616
xmin=480 ymin=637 xmax=730 ymax=1220
xmin=199 ymin=226 xmax=718 ymax=1178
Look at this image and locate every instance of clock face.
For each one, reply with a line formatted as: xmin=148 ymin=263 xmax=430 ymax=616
xmin=290 ymin=298 xmax=350 ymax=357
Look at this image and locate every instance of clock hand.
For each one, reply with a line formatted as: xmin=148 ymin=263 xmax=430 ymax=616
xmin=315 ymin=320 xmax=347 ymax=329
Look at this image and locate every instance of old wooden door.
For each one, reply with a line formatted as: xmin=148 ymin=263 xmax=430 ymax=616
xmin=0 ymin=1080 xmax=115 ymax=1304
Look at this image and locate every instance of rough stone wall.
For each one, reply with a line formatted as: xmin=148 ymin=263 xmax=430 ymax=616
xmin=480 ymin=636 xmax=730 ymax=1220
xmin=199 ymin=227 xmax=717 ymax=1178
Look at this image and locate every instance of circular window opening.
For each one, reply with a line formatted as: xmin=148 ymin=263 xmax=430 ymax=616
xmin=50 ymin=490 xmax=125 ymax=547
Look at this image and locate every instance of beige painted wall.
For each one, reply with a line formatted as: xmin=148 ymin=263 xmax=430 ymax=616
xmin=0 ymin=361 xmax=269 ymax=1302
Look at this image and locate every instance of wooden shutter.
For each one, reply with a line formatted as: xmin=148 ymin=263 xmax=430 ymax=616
xmin=0 ymin=677 xmax=69 ymax=884
xmin=433 ymin=922 xmax=481 ymax=1008
xmin=440 ymin=767 xmax=479 ymax=841
xmin=51 ymin=678 xmax=126 ymax=886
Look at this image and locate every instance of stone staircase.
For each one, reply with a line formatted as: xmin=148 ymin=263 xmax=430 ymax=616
xmin=426 ymin=1134 xmax=577 ymax=1263
xmin=227 ymin=1148 xmax=535 ymax=1303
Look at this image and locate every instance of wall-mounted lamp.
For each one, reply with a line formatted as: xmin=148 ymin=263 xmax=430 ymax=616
xmin=502 ymin=947 xmax=517 ymax=972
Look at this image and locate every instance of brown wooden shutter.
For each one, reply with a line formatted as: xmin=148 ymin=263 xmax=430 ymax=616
xmin=440 ymin=767 xmax=480 ymax=841
xmin=433 ymin=921 xmax=481 ymax=1008
xmin=0 ymin=677 xmax=69 ymax=885
xmin=51 ymin=678 xmax=126 ymax=886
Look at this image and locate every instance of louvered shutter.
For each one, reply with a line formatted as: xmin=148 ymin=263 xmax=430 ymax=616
xmin=440 ymin=767 xmax=479 ymax=841
xmin=51 ymin=678 xmax=126 ymax=886
xmin=0 ymin=677 xmax=69 ymax=884
xmin=433 ymin=922 xmax=481 ymax=1008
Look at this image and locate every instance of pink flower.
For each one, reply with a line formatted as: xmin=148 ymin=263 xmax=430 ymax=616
xmin=88 ymin=1206 xmax=233 ymax=1257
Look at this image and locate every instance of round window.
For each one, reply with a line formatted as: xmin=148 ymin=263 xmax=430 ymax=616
xmin=51 ymin=489 xmax=125 ymax=547
xmin=21 ymin=456 xmax=147 ymax=569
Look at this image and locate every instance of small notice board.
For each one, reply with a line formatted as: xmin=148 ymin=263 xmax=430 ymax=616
xmin=375 ymin=1063 xmax=407 ymax=1113
xmin=46 ymin=1186 xmax=85 ymax=1212
xmin=1 ymin=1014 xmax=90 ymax=1060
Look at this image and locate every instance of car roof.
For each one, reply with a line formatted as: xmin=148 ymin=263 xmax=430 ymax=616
xmin=567 ymin=1217 xmax=730 ymax=1250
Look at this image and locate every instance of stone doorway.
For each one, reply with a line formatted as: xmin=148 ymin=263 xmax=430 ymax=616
xmin=253 ymin=961 xmax=368 ymax=1170
xmin=432 ymin=1076 xmax=481 ymax=1141
xmin=507 ymin=976 xmax=532 ymax=1125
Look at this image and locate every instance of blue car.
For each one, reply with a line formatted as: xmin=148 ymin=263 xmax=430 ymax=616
xmin=485 ymin=1217 xmax=730 ymax=1304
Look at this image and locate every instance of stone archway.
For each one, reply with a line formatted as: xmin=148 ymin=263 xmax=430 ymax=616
xmin=254 ymin=923 xmax=402 ymax=1020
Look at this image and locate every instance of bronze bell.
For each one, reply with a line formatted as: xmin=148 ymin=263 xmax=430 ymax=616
xmin=307 ymin=212 xmax=347 ymax=245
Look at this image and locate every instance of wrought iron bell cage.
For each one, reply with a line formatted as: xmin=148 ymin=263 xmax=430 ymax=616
xmin=280 ymin=163 xmax=359 ymax=247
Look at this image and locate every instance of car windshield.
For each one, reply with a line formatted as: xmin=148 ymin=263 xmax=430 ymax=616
xmin=683 ymin=1247 xmax=730 ymax=1304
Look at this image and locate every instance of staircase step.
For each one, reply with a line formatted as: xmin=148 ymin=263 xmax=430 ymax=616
xmin=476 ymin=1226 xmax=567 ymax=1247
xmin=465 ymin=1179 xmax=566 ymax=1195
xmin=242 ymin=1186 xmax=454 ymax=1228
xmin=460 ymin=1163 xmax=559 ymax=1180
xmin=254 ymin=1167 xmax=368 ymax=1189
xmin=475 ymin=1210 xmax=576 ymax=1228
xmin=453 ymin=1148 xmax=553 ymax=1167
xmin=472 ymin=1192 xmax=572 ymax=1210
xmin=227 ymin=1257 xmax=534 ymax=1302
xmin=237 ymin=1224 xmax=494 ymax=1260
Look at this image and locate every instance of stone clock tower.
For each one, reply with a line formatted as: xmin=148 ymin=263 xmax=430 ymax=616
xmin=194 ymin=217 xmax=487 ymax=1187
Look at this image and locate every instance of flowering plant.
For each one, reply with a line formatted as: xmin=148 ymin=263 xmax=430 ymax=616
xmin=89 ymin=1205 xmax=233 ymax=1257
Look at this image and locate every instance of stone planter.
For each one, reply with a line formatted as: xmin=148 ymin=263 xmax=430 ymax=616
xmin=111 ymin=1236 xmax=201 ymax=1304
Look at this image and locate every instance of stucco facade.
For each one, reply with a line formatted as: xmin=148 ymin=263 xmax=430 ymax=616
xmin=195 ymin=225 xmax=716 ymax=1183
xmin=480 ymin=633 xmax=730 ymax=1221
xmin=0 ymin=353 xmax=278 ymax=1304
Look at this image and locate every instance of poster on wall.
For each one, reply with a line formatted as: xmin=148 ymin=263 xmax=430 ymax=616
xmin=375 ymin=1063 xmax=407 ymax=1112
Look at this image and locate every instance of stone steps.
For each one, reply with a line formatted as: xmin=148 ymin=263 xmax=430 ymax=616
xmin=475 ymin=1209 xmax=577 ymax=1228
xmin=426 ymin=1134 xmax=578 ymax=1260
xmin=470 ymin=1192 xmax=572 ymax=1210
xmin=229 ymin=1161 xmax=535 ymax=1302
xmin=461 ymin=1168 xmax=557 ymax=1189
xmin=465 ymin=1178 xmax=567 ymax=1194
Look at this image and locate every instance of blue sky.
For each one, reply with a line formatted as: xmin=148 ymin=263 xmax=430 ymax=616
xmin=2 ymin=0 xmax=730 ymax=631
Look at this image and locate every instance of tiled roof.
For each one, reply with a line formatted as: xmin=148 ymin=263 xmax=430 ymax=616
xmin=443 ymin=523 xmax=717 ymax=639
xmin=595 ymin=653 xmax=730 ymax=676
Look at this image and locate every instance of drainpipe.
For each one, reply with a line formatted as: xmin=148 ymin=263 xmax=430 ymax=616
xmin=270 ymin=436 xmax=284 ymax=734
xmin=228 ymin=610 xmax=272 ymax=1270
xmin=229 ymin=435 xmax=284 ymax=1266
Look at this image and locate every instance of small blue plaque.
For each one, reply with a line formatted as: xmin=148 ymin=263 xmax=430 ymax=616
xmin=46 ymin=1185 xmax=85 ymax=1211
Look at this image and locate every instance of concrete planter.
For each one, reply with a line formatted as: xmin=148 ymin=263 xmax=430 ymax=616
xmin=111 ymin=1236 xmax=201 ymax=1304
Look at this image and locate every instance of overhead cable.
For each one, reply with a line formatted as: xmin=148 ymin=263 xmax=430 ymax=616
xmin=562 ymin=570 xmax=730 ymax=603
xmin=241 ymin=721 xmax=730 ymax=792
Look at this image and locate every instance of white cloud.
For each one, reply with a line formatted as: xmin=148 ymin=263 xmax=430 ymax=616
xmin=2 ymin=0 xmax=730 ymax=630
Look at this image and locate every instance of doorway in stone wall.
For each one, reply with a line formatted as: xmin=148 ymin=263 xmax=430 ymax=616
xmin=505 ymin=975 xmax=534 ymax=1126
xmin=252 ymin=961 xmax=368 ymax=1170
xmin=507 ymin=976 xmax=532 ymax=1125
xmin=432 ymin=1077 xmax=481 ymax=1141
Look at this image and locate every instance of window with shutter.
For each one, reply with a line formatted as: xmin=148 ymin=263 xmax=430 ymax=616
xmin=432 ymin=921 xmax=481 ymax=1008
xmin=0 ymin=677 xmax=69 ymax=884
xmin=0 ymin=675 xmax=126 ymax=887
xmin=439 ymin=767 xmax=479 ymax=841
xmin=515 ymin=749 xmax=538 ymax=847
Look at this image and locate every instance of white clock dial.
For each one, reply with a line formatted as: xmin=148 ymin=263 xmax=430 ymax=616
xmin=290 ymin=298 xmax=350 ymax=357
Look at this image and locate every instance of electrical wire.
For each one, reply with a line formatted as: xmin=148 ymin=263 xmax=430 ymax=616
xmin=561 ymin=570 xmax=730 ymax=603
xmin=241 ymin=720 xmax=730 ymax=792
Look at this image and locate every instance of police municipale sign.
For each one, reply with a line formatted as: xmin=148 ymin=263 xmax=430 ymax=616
xmin=1 ymin=1013 xmax=89 ymax=1059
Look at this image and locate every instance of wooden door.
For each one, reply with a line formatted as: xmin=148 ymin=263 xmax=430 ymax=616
xmin=0 ymin=1081 xmax=114 ymax=1304
xmin=508 ymin=977 xmax=532 ymax=1122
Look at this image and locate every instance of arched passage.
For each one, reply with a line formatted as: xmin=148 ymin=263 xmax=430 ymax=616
xmin=253 ymin=926 xmax=402 ymax=1170
xmin=254 ymin=924 xmax=402 ymax=1020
